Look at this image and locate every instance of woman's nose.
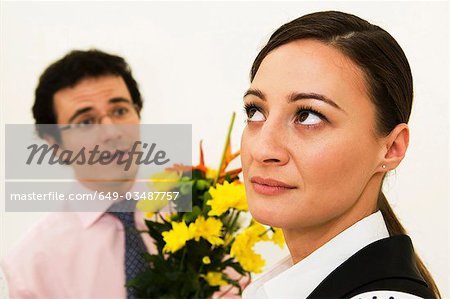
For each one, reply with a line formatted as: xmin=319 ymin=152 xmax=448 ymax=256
xmin=251 ymin=119 xmax=290 ymax=166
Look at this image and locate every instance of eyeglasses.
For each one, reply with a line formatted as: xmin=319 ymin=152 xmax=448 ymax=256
xmin=59 ymin=102 xmax=140 ymax=132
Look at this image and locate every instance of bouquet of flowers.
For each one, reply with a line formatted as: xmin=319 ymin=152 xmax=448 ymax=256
xmin=130 ymin=113 xmax=284 ymax=298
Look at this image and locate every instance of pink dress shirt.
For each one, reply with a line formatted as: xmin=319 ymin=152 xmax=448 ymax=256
xmin=1 ymin=194 xmax=243 ymax=298
xmin=1 ymin=206 xmax=157 ymax=299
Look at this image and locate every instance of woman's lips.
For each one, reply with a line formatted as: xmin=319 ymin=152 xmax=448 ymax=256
xmin=250 ymin=176 xmax=297 ymax=195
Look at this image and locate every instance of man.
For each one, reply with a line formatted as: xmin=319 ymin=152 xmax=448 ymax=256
xmin=1 ymin=49 xmax=154 ymax=298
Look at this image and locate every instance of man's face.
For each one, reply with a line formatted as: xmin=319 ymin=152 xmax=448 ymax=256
xmin=51 ymin=75 xmax=141 ymax=191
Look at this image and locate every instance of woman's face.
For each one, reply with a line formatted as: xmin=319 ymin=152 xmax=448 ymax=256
xmin=241 ymin=39 xmax=386 ymax=230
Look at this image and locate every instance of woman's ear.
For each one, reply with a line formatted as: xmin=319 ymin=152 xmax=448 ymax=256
xmin=381 ymin=123 xmax=409 ymax=171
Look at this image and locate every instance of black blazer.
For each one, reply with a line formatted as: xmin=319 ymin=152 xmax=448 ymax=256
xmin=306 ymin=235 xmax=435 ymax=299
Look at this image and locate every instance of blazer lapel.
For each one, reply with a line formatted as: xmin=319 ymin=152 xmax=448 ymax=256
xmin=306 ymin=235 xmax=427 ymax=298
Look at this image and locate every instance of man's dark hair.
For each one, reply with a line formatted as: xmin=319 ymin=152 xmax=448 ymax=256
xmin=33 ymin=49 xmax=143 ymax=138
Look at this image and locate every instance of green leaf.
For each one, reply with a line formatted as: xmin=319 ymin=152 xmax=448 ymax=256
xmin=226 ymin=261 xmax=247 ymax=276
xmin=182 ymin=206 xmax=202 ymax=223
xmin=196 ymin=179 xmax=210 ymax=191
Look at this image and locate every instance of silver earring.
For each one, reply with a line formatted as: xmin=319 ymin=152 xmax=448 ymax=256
xmin=382 ymin=164 xmax=387 ymax=169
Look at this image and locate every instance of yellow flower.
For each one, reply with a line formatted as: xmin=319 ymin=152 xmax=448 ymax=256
xmin=237 ymin=250 xmax=265 ymax=273
xmin=246 ymin=221 xmax=270 ymax=242
xmin=230 ymin=230 xmax=254 ymax=259
xmin=206 ymin=168 xmax=218 ymax=180
xmin=230 ymin=223 xmax=269 ymax=273
xmin=271 ymin=227 xmax=285 ymax=248
xmin=162 ymin=221 xmax=192 ymax=253
xmin=144 ymin=212 xmax=155 ymax=219
xmin=202 ymin=256 xmax=211 ymax=264
xmin=136 ymin=197 xmax=170 ymax=213
xmin=189 ymin=216 xmax=224 ymax=246
xmin=149 ymin=170 xmax=180 ymax=192
xmin=207 ymin=181 xmax=247 ymax=216
xmin=230 ymin=232 xmax=265 ymax=273
xmin=200 ymin=272 xmax=227 ymax=286
xmin=223 ymin=234 xmax=234 ymax=247
xmin=230 ymin=230 xmax=265 ymax=272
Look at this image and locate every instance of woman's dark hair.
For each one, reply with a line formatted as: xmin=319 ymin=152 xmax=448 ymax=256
xmin=250 ymin=11 xmax=440 ymax=298
xmin=33 ymin=49 xmax=142 ymax=139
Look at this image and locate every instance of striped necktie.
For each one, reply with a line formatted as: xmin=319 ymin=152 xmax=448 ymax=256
xmin=107 ymin=200 xmax=149 ymax=299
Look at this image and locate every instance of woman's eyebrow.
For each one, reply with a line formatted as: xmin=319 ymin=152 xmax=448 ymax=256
xmin=288 ymin=92 xmax=345 ymax=112
xmin=244 ymin=88 xmax=345 ymax=113
xmin=243 ymin=88 xmax=266 ymax=100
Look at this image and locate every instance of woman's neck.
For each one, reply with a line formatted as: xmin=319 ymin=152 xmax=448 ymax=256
xmin=283 ymin=184 xmax=380 ymax=264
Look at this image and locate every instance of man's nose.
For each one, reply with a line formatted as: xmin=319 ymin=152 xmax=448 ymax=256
xmin=97 ymin=117 xmax=123 ymax=144
xmin=98 ymin=114 xmax=114 ymax=125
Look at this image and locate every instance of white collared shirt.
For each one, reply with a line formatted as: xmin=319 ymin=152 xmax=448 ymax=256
xmin=242 ymin=211 xmax=419 ymax=299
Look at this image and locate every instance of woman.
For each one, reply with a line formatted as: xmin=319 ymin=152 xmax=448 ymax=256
xmin=240 ymin=11 xmax=440 ymax=299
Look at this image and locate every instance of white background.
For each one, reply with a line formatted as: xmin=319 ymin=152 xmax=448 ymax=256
xmin=1 ymin=1 xmax=448 ymax=297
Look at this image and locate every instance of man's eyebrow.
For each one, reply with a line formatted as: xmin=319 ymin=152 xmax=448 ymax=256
xmin=67 ymin=97 xmax=132 ymax=123
xmin=244 ymin=88 xmax=344 ymax=112
xmin=68 ymin=107 xmax=93 ymax=123
xmin=109 ymin=97 xmax=132 ymax=105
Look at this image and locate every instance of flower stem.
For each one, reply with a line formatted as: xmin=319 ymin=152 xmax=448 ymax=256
xmin=224 ymin=210 xmax=240 ymax=240
xmin=216 ymin=275 xmax=245 ymax=299
xmin=229 ymin=211 xmax=240 ymax=233
xmin=214 ymin=112 xmax=236 ymax=185
xmin=180 ymin=246 xmax=187 ymax=271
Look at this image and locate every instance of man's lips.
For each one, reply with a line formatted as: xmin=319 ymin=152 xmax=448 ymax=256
xmin=250 ymin=176 xmax=297 ymax=195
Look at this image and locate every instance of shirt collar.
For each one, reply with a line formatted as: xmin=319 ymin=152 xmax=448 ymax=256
xmin=75 ymin=209 xmax=110 ymax=229
xmin=69 ymin=181 xmax=144 ymax=229
xmin=244 ymin=211 xmax=389 ymax=299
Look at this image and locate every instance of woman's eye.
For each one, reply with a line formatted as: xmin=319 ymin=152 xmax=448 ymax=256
xmin=245 ymin=105 xmax=266 ymax=122
xmin=296 ymin=110 xmax=323 ymax=125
